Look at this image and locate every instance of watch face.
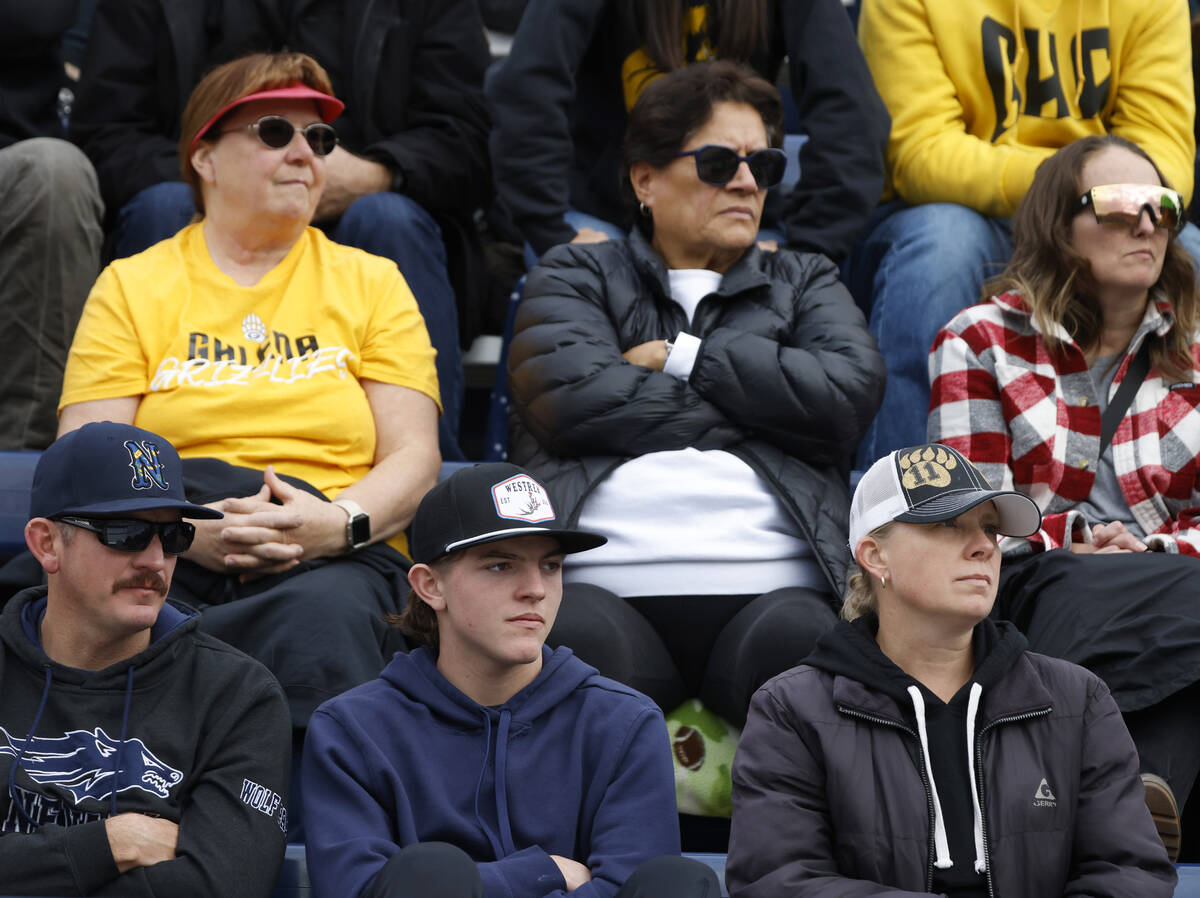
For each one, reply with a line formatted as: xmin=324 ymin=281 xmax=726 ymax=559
xmin=349 ymin=513 xmax=370 ymax=547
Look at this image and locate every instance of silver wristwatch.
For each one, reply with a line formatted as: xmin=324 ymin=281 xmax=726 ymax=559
xmin=332 ymin=498 xmax=371 ymax=551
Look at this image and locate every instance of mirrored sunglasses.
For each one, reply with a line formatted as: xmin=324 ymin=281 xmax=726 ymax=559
xmin=224 ymin=115 xmax=338 ymax=156
xmin=1078 ymin=183 xmax=1185 ymax=233
xmin=57 ymin=516 xmax=196 ymax=555
xmin=674 ymin=145 xmax=788 ymax=189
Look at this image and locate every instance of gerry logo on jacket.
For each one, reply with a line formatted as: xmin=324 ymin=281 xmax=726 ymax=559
xmin=0 ymin=725 xmax=182 ymax=804
xmin=1034 ymin=777 xmax=1057 ymax=808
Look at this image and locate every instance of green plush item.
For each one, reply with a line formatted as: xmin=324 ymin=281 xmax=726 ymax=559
xmin=665 ymin=698 xmax=741 ymax=818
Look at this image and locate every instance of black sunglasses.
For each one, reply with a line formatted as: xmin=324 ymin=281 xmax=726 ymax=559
xmin=223 ymin=115 xmax=338 ymax=156
xmin=674 ymin=145 xmax=788 ymax=189
xmin=57 ymin=516 xmax=196 ymax=555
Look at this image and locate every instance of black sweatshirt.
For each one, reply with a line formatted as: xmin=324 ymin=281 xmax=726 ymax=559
xmin=0 ymin=588 xmax=291 ymax=898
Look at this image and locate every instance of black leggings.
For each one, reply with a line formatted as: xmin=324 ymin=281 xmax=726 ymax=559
xmin=998 ymin=550 xmax=1200 ymax=808
xmin=548 ymin=583 xmax=839 ymax=728
xmin=365 ymin=843 xmax=722 ymax=898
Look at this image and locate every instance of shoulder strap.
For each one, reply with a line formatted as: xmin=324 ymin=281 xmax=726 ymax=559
xmin=1098 ymin=340 xmax=1151 ymax=458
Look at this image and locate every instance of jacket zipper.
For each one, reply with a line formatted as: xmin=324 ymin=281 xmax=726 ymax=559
xmin=836 ymin=705 xmax=938 ymax=891
xmin=973 ymin=707 xmax=1052 ymax=898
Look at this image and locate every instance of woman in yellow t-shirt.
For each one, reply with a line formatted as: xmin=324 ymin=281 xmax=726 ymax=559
xmin=57 ymin=52 xmax=442 ymax=733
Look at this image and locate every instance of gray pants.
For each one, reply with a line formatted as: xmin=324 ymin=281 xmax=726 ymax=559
xmin=0 ymin=138 xmax=103 ymax=449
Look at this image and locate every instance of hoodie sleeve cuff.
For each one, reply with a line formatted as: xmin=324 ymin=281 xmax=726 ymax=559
xmin=477 ymin=845 xmax=564 ymax=897
xmin=64 ymin=819 xmax=122 ymax=893
xmin=663 ymin=332 xmax=701 ymax=380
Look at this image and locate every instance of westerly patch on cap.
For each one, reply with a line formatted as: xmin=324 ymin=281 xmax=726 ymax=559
xmin=491 ymin=474 xmax=556 ymax=523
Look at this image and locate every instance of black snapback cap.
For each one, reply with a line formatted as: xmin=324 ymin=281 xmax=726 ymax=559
xmin=410 ymin=463 xmax=606 ymax=564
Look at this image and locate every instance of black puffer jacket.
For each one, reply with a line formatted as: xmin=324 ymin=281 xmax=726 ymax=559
xmin=507 ymin=230 xmax=885 ymax=595
xmin=727 ymin=618 xmax=1176 ymax=897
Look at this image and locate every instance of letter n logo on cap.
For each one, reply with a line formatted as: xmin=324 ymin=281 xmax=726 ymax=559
xmin=491 ymin=474 xmax=556 ymax=523
xmin=124 ymin=440 xmax=169 ymax=491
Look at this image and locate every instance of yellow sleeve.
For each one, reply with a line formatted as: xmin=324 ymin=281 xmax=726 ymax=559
xmin=357 ymin=266 xmax=443 ymax=413
xmin=859 ymin=0 xmax=1054 ymax=216
xmin=59 ymin=265 xmax=150 ymax=411
xmin=1108 ymin=0 xmax=1195 ymax=203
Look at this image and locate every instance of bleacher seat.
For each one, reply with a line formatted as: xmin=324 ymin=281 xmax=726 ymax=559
xmin=0 ymin=452 xmax=39 ymax=559
xmin=272 ymin=843 xmax=312 ymax=898
xmin=259 ymin=846 xmax=1200 ymax=898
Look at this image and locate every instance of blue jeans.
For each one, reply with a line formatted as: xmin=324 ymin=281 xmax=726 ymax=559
xmin=522 ymin=208 xmax=628 ymax=270
xmin=844 ymin=202 xmax=1016 ymax=467
xmin=112 ymin=183 xmax=464 ymax=456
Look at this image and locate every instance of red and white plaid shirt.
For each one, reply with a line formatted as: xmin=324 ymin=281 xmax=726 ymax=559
xmin=929 ymin=291 xmax=1200 ymax=556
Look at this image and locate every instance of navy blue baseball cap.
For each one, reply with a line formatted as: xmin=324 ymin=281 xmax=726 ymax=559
xmin=411 ymin=463 xmax=606 ymax=564
xmin=30 ymin=422 xmax=223 ymax=520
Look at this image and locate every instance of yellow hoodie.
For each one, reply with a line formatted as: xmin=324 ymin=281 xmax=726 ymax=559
xmin=859 ymin=0 xmax=1194 ymax=216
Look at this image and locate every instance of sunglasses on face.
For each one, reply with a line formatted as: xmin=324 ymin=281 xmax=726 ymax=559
xmin=1077 ymin=183 xmax=1185 ymax=233
xmin=673 ymin=145 xmax=788 ymax=189
xmin=57 ymin=516 xmax=196 ymax=555
xmin=223 ymin=115 xmax=339 ymax=156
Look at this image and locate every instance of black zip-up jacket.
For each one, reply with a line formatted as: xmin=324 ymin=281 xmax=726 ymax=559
xmin=727 ymin=617 xmax=1177 ymax=897
xmin=486 ymin=0 xmax=889 ymax=261
xmin=69 ymin=0 xmax=492 ymax=341
xmin=0 ymin=0 xmax=76 ymax=146
xmin=507 ymin=229 xmax=885 ymax=596
xmin=0 ymin=588 xmax=291 ymax=897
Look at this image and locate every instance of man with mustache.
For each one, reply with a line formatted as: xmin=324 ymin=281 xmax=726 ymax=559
xmin=302 ymin=463 xmax=721 ymax=898
xmin=0 ymin=421 xmax=291 ymax=898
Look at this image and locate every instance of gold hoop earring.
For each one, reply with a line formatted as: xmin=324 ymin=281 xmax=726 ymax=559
xmin=881 ymin=574 xmax=888 ymax=589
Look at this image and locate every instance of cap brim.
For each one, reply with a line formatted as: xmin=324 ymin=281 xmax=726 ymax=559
xmin=432 ymin=526 xmax=607 ymax=563
xmin=894 ymin=489 xmax=1040 ymax=538
xmin=191 ymin=85 xmax=346 ymax=152
xmin=55 ymin=498 xmax=224 ymax=520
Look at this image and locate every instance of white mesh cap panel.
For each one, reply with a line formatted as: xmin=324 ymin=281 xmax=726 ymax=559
xmin=848 ymin=451 xmax=910 ymax=556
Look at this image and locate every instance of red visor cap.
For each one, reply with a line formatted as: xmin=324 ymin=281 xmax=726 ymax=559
xmin=189 ymin=85 xmax=345 ymax=155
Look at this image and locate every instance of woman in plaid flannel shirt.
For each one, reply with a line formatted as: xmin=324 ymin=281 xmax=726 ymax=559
xmin=928 ymin=135 xmax=1200 ymax=859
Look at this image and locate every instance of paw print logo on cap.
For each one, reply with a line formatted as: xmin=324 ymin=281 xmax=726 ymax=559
xmin=899 ymin=445 xmax=957 ymax=489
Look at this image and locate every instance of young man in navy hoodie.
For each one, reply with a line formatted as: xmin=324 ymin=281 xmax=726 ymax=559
xmin=0 ymin=421 xmax=291 ymax=897
xmin=302 ymin=462 xmax=720 ymax=898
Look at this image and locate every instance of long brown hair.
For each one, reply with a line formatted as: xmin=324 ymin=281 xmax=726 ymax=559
xmin=178 ymin=52 xmax=335 ymax=214
xmin=986 ymin=135 xmax=1200 ymax=381
xmin=640 ymin=0 xmax=770 ymax=72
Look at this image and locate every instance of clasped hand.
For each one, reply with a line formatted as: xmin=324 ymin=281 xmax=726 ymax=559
xmin=1071 ymin=520 xmax=1148 ymax=554
xmin=186 ymin=466 xmax=347 ymax=578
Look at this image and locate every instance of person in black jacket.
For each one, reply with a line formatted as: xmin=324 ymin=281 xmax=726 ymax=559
xmin=487 ymin=0 xmax=889 ymax=264
xmin=0 ymin=421 xmax=291 ymax=897
xmin=727 ymin=443 xmax=1176 ymax=897
xmin=507 ymin=61 xmax=886 ymax=727
xmin=0 ymin=0 xmax=104 ymax=450
xmin=69 ymin=0 xmax=493 ymax=450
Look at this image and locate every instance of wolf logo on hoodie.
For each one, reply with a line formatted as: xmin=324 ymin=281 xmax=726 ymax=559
xmin=0 ymin=725 xmax=182 ymax=803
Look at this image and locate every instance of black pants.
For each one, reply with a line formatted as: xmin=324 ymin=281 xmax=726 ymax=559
xmin=998 ymin=549 xmax=1200 ymax=808
xmin=548 ymin=583 xmax=838 ymax=728
xmin=179 ymin=545 xmax=409 ymax=729
xmin=365 ymin=843 xmax=722 ymax=898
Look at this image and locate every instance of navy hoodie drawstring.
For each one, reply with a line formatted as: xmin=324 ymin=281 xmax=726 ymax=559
xmin=112 ymin=666 xmax=135 ymax=818
xmin=473 ymin=712 xmax=506 ymax=859
xmin=8 ymin=665 xmax=53 ymax=829
xmin=493 ymin=710 xmax=516 ymax=855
